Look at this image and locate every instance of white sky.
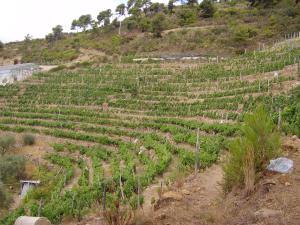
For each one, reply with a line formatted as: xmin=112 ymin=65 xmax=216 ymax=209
xmin=0 ymin=0 xmax=168 ymax=43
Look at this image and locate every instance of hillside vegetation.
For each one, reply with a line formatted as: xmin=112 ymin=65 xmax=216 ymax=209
xmin=1 ymin=0 xmax=300 ymax=65
xmin=0 ymin=33 xmax=300 ymax=223
xmin=0 ymin=1 xmax=300 ymax=225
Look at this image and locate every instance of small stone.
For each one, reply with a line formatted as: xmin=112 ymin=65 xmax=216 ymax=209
xmin=182 ymin=189 xmax=191 ymax=195
xmin=162 ymin=191 xmax=183 ymax=201
xmin=156 ymin=213 xmax=167 ymax=220
xmin=285 ymin=182 xmax=292 ymax=186
xmin=263 ymin=179 xmax=276 ymax=185
xmin=291 ymin=135 xmax=298 ymax=141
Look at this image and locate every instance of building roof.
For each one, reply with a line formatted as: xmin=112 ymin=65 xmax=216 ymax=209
xmin=20 ymin=180 xmax=41 ymax=184
xmin=0 ymin=64 xmax=38 ymax=77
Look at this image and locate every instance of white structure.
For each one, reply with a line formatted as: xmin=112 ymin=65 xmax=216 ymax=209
xmin=20 ymin=180 xmax=40 ymax=198
xmin=0 ymin=64 xmax=39 ymax=86
xmin=14 ymin=216 xmax=51 ymax=225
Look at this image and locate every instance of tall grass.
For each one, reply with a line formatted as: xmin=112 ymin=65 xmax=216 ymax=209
xmin=223 ymin=105 xmax=281 ymax=194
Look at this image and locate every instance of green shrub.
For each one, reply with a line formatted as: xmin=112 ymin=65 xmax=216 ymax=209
xmin=199 ymin=0 xmax=216 ymax=18
xmin=52 ymin=143 xmax=65 ymax=152
xmin=0 ymin=182 xmax=12 ymax=208
xmin=0 ymin=155 xmax=26 ymax=183
xmin=233 ymin=25 xmax=257 ymax=42
xmin=0 ymin=136 xmax=16 ymax=155
xmin=177 ymin=7 xmax=197 ymax=26
xmin=223 ymin=105 xmax=281 ymax=194
xmin=282 ymin=87 xmax=300 ymax=136
xmin=23 ymin=134 xmax=36 ymax=145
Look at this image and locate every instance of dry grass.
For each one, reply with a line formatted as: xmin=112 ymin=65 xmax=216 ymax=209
xmin=243 ymin=146 xmax=255 ymax=196
xmin=103 ymin=202 xmax=134 ymax=225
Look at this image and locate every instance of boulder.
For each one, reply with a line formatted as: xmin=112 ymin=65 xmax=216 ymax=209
xmin=14 ymin=217 xmax=51 ymax=225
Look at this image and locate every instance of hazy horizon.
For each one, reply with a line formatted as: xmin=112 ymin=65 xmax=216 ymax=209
xmin=0 ymin=0 xmax=168 ymax=43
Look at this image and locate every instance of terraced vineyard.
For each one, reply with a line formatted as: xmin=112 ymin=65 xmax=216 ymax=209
xmin=1 ymin=45 xmax=300 ymax=224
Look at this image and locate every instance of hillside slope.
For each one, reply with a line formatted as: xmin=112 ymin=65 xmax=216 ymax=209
xmin=1 ymin=1 xmax=300 ymax=65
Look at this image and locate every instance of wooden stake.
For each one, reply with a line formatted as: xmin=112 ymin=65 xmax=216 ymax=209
xmin=297 ymin=57 xmax=300 ymax=78
xmin=120 ymin=173 xmax=125 ymax=200
xmin=137 ymin=176 xmax=141 ymax=209
xmin=195 ymin=128 xmax=200 ymax=173
xmin=38 ymin=198 xmax=43 ymax=217
xmin=102 ymin=183 xmax=106 ymax=210
xmin=278 ymin=108 xmax=282 ymax=130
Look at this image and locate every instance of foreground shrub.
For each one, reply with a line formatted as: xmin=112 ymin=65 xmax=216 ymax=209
xmin=0 ymin=136 xmax=16 ymax=155
xmin=282 ymin=86 xmax=300 ymax=136
xmin=0 ymin=155 xmax=26 ymax=183
xmin=0 ymin=181 xmax=12 ymax=208
xmin=103 ymin=201 xmax=133 ymax=225
xmin=23 ymin=134 xmax=36 ymax=146
xmin=223 ymin=105 xmax=281 ymax=194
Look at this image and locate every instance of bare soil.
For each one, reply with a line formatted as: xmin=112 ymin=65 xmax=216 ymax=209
xmin=140 ymin=136 xmax=300 ymax=225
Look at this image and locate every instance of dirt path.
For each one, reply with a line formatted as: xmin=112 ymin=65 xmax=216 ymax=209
xmin=140 ymin=164 xmax=223 ymax=224
xmin=162 ymin=25 xmax=225 ymax=36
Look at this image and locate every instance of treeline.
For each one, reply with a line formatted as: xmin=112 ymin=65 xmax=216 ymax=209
xmin=44 ymin=0 xmax=300 ymax=42
xmin=45 ymin=0 xmax=217 ymax=40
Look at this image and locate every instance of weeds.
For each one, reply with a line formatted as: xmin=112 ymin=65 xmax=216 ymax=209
xmin=223 ymin=105 xmax=281 ymax=194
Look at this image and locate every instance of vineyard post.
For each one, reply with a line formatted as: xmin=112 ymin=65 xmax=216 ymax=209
xmin=137 ymin=176 xmax=141 ymax=209
xmin=195 ymin=128 xmax=200 ymax=173
xmin=297 ymin=56 xmax=300 ymax=78
xmin=102 ymin=183 xmax=106 ymax=210
xmin=120 ymin=173 xmax=125 ymax=200
xmin=38 ymin=198 xmax=43 ymax=217
xmin=72 ymin=192 xmax=75 ymax=214
xmin=278 ymin=108 xmax=282 ymax=130
xmin=267 ymin=79 xmax=270 ymax=94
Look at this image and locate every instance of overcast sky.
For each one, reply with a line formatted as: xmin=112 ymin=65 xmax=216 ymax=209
xmin=0 ymin=0 xmax=168 ymax=43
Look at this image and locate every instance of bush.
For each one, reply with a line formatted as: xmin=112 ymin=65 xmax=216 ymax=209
xmin=23 ymin=134 xmax=36 ymax=145
xmin=177 ymin=7 xmax=197 ymax=26
xmin=152 ymin=13 xmax=167 ymax=38
xmin=282 ymin=87 xmax=300 ymax=136
xmin=0 ymin=155 xmax=26 ymax=183
xmin=0 ymin=182 xmax=11 ymax=208
xmin=0 ymin=136 xmax=16 ymax=155
xmin=233 ymin=25 xmax=257 ymax=42
xmin=199 ymin=0 xmax=216 ymax=18
xmin=223 ymin=105 xmax=281 ymax=194
xmin=0 ymin=41 xmax=4 ymax=50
